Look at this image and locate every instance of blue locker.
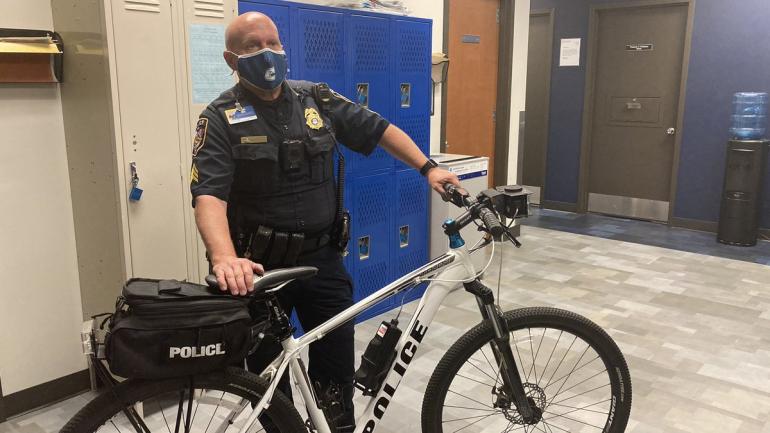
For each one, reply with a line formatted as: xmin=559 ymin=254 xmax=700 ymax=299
xmin=294 ymin=7 xmax=345 ymax=92
xmin=392 ymin=169 xmax=429 ymax=306
xmin=238 ymin=2 xmax=295 ymax=79
xmin=348 ymin=172 xmax=394 ymax=322
xmin=344 ymin=14 xmax=394 ymax=175
xmin=392 ymin=19 xmax=432 ymax=171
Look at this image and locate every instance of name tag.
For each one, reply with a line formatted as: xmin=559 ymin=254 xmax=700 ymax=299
xmin=241 ymin=135 xmax=268 ymax=144
xmin=225 ymin=105 xmax=258 ymax=124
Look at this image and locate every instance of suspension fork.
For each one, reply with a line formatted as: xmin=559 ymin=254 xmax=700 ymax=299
xmin=464 ymin=280 xmax=536 ymax=422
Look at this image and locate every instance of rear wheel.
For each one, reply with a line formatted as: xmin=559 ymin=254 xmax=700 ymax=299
xmin=422 ymin=307 xmax=632 ymax=433
xmin=60 ymin=367 xmax=306 ymax=433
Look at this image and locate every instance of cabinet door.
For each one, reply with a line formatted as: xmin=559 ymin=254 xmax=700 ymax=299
xmin=344 ymin=14 xmax=394 ymax=175
xmin=111 ymin=0 xmax=189 ymax=279
xmin=181 ymin=0 xmax=238 ymax=281
xmin=392 ymin=169 xmax=429 ymax=305
xmin=348 ymin=172 xmax=393 ymax=322
xmin=392 ymin=19 xmax=432 ymax=171
xmin=294 ymin=8 xmax=345 ymax=91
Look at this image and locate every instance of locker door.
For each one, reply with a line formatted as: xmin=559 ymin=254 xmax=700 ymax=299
xmin=392 ymin=170 xmax=429 ymax=304
xmin=181 ymin=0 xmax=238 ymax=282
xmin=392 ymin=19 xmax=432 ymax=171
xmin=294 ymin=8 xmax=345 ymax=91
xmin=349 ymin=172 xmax=393 ymax=322
xmin=112 ymin=0 xmax=189 ymax=279
xmin=345 ymin=14 xmax=393 ymax=175
xmin=238 ymin=1 xmax=295 ymax=78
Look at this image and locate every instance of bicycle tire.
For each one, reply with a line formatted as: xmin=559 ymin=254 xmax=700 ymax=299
xmin=422 ymin=307 xmax=632 ymax=433
xmin=60 ymin=367 xmax=306 ymax=433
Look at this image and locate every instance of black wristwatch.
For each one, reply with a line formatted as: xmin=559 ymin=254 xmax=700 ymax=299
xmin=420 ymin=158 xmax=438 ymax=176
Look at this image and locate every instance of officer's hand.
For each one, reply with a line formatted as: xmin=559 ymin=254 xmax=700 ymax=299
xmin=212 ymin=256 xmax=264 ymax=296
xmin=427 ymin=168 xmax=461 ymax=194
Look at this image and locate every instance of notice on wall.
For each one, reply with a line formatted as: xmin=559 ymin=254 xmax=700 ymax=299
xmin=559 ymin=38 xmax=581 ymax=67
xmin=189 ymin=24 xmax=233 ymax=104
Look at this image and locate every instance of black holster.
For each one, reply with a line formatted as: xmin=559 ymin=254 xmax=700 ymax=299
xmin=235 ymin=225 xmax=305 ymax=268
xmin=330 ymin=211 xmax=351 ymax=254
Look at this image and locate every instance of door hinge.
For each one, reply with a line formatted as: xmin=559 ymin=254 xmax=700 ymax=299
xmin=492 ymin=110 xmax=497 ymax=122
xmin=496 ymin=8 xmax=500 ymax=24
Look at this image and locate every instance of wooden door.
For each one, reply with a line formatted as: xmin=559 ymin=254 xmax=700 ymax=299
xmin=445 ymin=0 xmax=500 ymax=185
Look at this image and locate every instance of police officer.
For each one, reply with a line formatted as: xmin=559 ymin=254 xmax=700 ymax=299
xmin=191 ymin=12 xmax=460 ymax=432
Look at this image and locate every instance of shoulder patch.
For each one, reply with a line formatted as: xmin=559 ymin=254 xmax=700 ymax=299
xmin=192 ymin=118 xmax=208 ymax=156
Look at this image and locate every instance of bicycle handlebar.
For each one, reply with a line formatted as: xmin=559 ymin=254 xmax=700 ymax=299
xmin=442 ymin=183 xmax=505 ymax=239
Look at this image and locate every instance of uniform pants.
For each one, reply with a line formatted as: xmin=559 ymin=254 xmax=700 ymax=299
xmin=247 ymin=246 xmax=356 ymax=431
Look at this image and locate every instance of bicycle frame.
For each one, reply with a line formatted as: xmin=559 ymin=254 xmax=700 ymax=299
xmin=236 ymin=242 xmax=480 ymax=433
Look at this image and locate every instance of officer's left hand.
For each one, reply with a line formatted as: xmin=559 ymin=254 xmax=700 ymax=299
xmin=427 ymin=168 xmax=461 ymax=194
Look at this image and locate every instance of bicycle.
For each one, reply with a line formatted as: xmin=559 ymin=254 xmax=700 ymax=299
xmin=65 ymin=184 xmax=632 ymax=433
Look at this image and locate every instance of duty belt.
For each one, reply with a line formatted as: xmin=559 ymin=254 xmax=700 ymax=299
xmin=239 ymin=226 xmax=331 ymax=268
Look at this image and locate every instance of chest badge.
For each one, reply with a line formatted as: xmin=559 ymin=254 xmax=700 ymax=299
xmin=305 ymin=107 xmax=324 ymax=130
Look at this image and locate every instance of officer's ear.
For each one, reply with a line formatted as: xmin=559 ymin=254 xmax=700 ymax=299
xmin=223 ymin=50 xmax=238 ymax=72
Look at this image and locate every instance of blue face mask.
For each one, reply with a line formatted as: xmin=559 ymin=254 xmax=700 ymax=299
xmin=233 ymin=48 xmax=288 ymax=90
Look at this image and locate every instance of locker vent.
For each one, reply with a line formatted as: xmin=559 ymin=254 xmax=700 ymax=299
xmin=194 ymin=0 xmax=225 ymax=18
xmin=399 ymin=248 xmax=427 ymax=275
xmin=400 ymin=27 xmax=429 ymax=73
xmin=399 ymin=175 xmax=426 ymax=217
xmin=124 ymin=0 xmax=160 ymax=13
xmin=359 ymin=262 xmax=388 ymax=294
xmin=354 ymin=22 xmax=388 ymax=72
xmin=358 ymin=181 xmax=389 ymax=227
xmin=303 ymin=18 xmax=343 ymax=71
xmin=396 ymin=115 xmax=429 ymax=148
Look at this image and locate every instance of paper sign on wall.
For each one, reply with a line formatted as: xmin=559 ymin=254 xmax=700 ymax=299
xmin=189 ymin=24 xmax=233 ymax=104
xmin=559 ymin=38 xmax=581 ymax=67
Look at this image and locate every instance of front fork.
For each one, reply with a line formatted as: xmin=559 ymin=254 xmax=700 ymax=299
xmin=464 ymin=279 xmax=540 ymax=424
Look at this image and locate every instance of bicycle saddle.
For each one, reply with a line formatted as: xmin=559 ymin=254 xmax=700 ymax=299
xmin=205 ymin=266 xmax=318 ymax=293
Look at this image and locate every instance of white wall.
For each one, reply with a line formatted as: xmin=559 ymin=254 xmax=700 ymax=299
xmin=0 ymin=0 xmax=86 ymax=395
xmin=507 ymin=0 xmax=530 ymax=183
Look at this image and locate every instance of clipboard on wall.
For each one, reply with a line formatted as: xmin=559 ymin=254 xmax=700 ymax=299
xmin=0 ymin=28 xmax=64 ymax=83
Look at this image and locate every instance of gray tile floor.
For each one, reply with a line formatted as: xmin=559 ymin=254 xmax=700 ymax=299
xmin=3 ymin=225 xmax=770 ymax=432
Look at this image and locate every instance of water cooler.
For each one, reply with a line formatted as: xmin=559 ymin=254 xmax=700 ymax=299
xmin=718 ymin=93 xmax=769 ymax=246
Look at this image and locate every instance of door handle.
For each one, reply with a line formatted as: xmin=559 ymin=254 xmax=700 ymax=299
xmin=666 ymin=128 xmax=676 ymax=136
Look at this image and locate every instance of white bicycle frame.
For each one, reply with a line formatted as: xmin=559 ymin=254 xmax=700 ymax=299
xmin=236 ymin=242 xmax=481 ymax=433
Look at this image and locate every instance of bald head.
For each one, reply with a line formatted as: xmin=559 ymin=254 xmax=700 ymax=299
xmin=225 ymin=12 xmax=282 ymax=54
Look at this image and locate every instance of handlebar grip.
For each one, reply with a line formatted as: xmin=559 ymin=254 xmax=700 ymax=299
xmin=479 ymin=207 xmax=505 ymax=238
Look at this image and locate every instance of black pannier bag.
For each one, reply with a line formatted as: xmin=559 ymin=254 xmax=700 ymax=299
xmin=105 ymin=278 xmax=253 ymax=379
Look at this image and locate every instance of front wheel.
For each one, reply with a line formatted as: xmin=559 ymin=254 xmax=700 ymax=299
xmin=422 ymin=307 xmax=632 ymax=433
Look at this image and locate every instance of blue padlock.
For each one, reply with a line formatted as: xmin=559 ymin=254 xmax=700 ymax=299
xmin=129 ymin=186 xmax=143 ymax=201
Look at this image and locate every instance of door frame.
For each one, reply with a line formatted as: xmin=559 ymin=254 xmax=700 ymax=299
xmin=577 ymin=0 xmax=696 ymax=221
xmin=519 ymin=8 xmax=554 ymax=201
xmin=440 ymin=0 xmax=516 ymax=187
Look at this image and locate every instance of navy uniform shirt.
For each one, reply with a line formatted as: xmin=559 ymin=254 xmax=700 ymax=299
xmin=190 ymin=80 xmax=390 ymax=235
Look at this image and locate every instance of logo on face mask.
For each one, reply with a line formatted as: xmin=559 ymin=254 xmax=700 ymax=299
xmin=264 ymin=66 xmax=276 ymax=82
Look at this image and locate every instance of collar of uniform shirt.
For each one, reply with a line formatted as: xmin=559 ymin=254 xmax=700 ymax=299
xmin=237 ymin=81 xmax=292 ymax=109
